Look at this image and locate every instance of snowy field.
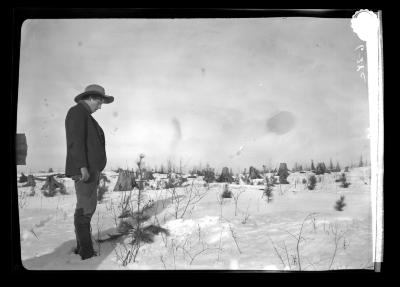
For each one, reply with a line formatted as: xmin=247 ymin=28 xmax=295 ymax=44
xmin=17 ymin=167 xmax=373 ymax=270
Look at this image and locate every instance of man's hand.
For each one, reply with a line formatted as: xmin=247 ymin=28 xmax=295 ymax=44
xmin=80 ymin=167 xmax=90 ymax=182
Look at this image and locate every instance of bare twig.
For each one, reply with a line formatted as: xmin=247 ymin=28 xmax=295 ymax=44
xmin=216 ymin=191 xmax=224 ymax=219
xmin=229 ymin=224 xmax=242 ymax=254
xmin=232 ymin=188 xmax=245 ymax=216
xmin=179 ymin=239 xmax=220 ymax=266
xmin=160 ymin=255 xmax=167 ymax=269
xmin=30 ymin=228 xmax=39 ymax=240
xmin=241 ymin=204 xmax=251 ymax=224
xmin=328 ymin=223 xmax=345 ymax=270
xmin=217 ymin=228 xmax=224 ymax=262
xmin=267 ymin=235 xmax=286 ymax=269
xmin=281 ymin=241 xmax=292 ymax=270
xmin=277 ymin=213 xmax=317 ymax=271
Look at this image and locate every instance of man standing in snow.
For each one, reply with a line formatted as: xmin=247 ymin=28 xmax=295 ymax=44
xmin=65 ymin=84 xmax=114 ymax=260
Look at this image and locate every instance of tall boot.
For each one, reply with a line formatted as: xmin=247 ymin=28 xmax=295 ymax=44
xmin=74 ymin=209 xmax=81 ymax=254
xmin=74 ymin=208 xmax=95 ymax=260
xmin=73 ymin=236 xmax=80 ymax=255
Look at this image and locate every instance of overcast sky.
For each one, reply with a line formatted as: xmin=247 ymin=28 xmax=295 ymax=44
xmin=16 ymin=17 xmax=370 ymax=173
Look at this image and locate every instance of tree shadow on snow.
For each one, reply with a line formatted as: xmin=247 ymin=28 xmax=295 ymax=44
xmin=21 ymin=195 xmax=178 ymax=270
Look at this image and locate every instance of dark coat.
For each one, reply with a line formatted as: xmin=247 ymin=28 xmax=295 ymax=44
xmin=65 ymin=101 xmax=107 ymax=177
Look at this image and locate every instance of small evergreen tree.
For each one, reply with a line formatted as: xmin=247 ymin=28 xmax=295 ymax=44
xmin=221 ymin=183 xmax=232 ymax=198
xmin=329 ymin=159 xmax=334 ymax=171
xmin=118 ymin=153 xmax=170 ymax=265
xmin=204 ymin=166 xmax=216 ymax=183
xmin=263 ymin=181 xmax=273 ymax=202
xmin=311 ymin=160 xmax=315 ymax=171
xmin=335 ymin=162 xmax=341 ymax=172
xmin=334 ymin=195 xmax=346 ymax=211
xmin=359 ymin=155 xmax=364 ymax=167
xmin=315 ymin=162 xmax=327 ymax=175
xmin=41 ymin=175 xmax=65 ymax=197
xmin=307 ymin=175 xmax=317 ymax=190
xmin=339 ymin=173 xmax=350 ymax=188
xmin=277 ymin=163 xmax=289 ymax=184
xmin=167 ymin=160 xmax=173 ymax=174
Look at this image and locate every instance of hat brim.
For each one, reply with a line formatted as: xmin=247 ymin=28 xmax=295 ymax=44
xmin=74 ymin=91 xmax=114 ymax=104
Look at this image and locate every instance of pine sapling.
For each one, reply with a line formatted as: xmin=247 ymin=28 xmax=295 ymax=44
xmin=334 ymin=195 xmax=346 ymax=211
xmin=263 ymin=183 xmax=273 ymax=203
xmin=221 ymin=183 xmax=232 ymax=198
xmin=307 ymin=175 xmax=317 ymax=190
xmin=337 ymin=173 xmax=351 ymax=188
xmin=232 ymin=188 xmax=245 ymax=216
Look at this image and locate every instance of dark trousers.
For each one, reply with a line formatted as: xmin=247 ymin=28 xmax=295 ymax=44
xmin=73 ymin=171 xmax=100 ymax=259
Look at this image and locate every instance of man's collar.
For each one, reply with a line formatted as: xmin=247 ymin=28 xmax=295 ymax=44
xmin=78 ymin=100 xmax=93 ymax=114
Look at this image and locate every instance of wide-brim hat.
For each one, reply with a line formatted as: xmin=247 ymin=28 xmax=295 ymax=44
xmin=74 ymin=84 xmax=114 ymax=104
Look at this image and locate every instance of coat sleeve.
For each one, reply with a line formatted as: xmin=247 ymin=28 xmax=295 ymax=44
xmin=66 ymin=107 xmax=88 ymax=169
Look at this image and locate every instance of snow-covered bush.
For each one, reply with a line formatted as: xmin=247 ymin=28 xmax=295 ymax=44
xmin=42 ymin=176 xmax=66 ymax=197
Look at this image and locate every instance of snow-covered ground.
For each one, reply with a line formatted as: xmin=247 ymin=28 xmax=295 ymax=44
xmin=17 ymin=167 xmax=373 ymax=270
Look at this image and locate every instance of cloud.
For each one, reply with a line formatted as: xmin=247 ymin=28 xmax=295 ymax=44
xmin=266 ymin=111 xmax=296 ymax=135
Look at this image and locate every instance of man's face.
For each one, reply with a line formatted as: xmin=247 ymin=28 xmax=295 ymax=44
xmin=89 ymin=98 xmax=104 ymax=113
